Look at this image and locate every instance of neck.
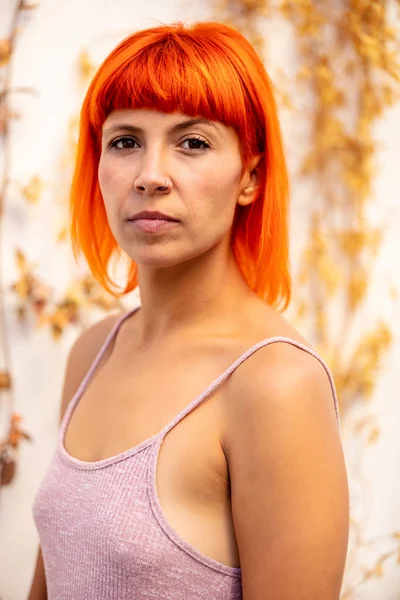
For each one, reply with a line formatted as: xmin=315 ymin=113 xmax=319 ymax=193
xmin=134 ymin=245 xmax=253 ymax=344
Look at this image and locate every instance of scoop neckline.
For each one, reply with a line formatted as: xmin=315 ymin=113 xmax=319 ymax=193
xmin=58 ymin=426 xmax=165 ymax=470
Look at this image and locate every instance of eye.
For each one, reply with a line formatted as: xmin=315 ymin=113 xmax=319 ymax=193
xmin=109 ymin=136 xmax=139 ymax=150
xmin=180 ymin=137 xmax=210 ymax=151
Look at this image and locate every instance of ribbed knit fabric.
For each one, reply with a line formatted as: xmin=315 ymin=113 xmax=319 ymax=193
xmin=33 ymin=307 xmax=340 ymax=600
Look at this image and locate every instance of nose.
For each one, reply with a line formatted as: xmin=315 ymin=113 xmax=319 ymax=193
xmin=134 ymin=177 xmax=171 ymax=194
xmin=133 ymin=149 xmax=171 ymax=195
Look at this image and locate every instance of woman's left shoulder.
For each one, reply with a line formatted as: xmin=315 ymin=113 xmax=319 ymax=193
xmin=226 ymin=303 xmax=340 ymax=432
xmin=228 ymin=336 xmax=336 ymax=421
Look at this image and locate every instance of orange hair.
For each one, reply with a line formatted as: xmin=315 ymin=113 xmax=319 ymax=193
xmin=70 ymin=22 xmax=290 ymax=309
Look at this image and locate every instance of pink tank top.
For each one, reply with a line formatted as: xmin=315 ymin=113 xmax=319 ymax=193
xmin=33 ymin=307 xmax=340 ymax=600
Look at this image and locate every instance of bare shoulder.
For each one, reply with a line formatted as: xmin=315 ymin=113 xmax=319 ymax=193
xmin=226 ymin=301 xmax=340 ymax=443
xmin=223 ymin=304 xmax=349 ymax=598
xmin=235 ymin=299 xmax=334 ymax=413
xmin=225 ymin=334 xmax=340 ymax=451
xmin=59 ymin=312 xmax=123 ymax=422
xmin=237 ymin=330 xmax=336 ymax=408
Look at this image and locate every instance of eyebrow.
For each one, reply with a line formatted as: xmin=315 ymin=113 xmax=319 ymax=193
xmin=102 ymin=117 xmax=221 ymax=137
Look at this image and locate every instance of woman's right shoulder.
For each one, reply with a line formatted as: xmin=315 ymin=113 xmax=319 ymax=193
xmin=59 ymin=313 xmax=123 ymax=422
xmin=68 ymin=313 xmax=122 ymax=362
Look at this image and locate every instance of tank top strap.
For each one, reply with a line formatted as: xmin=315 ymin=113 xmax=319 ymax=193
xmin=60 ymin=306 xmax=140 ymax=432
xmin=159 ymin=337 xmax=341 ymax=440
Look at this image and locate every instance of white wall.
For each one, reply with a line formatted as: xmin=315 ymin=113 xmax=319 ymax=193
xmin=0 ymin=1 xmax=399 ymax=598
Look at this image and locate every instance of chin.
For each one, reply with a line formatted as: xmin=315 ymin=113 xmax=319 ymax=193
xmin=132 ymin=245 xmax=213 ymax=270
xmin=128 ymin=247 xmax=187 ymax=269
xmin=120 ymin=237 xmax=213 ymax=269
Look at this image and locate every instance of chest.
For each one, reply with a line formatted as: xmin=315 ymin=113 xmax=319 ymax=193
xmin=62 ymin=344 xmax=240 ymax=567
xmin=64 ymin=360 xmax=229 ymax=502
xmin=64 ymin=342 xmax=231 ymax=458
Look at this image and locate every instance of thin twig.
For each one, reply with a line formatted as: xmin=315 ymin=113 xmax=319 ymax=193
xmin=0 ymin=0 xmax=29 ymax=451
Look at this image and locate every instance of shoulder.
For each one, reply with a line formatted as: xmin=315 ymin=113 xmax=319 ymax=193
xmin=58 ymin=312 xmax=124 ymax=421
xmin=68 ymin=312 xmax=122 ymax=364
xmin=231 ymin=337 xmax=333 ymax=401
xmin=228 ymin=299 xmax=337 ymax=429
xmin=224 ymin=338 xmax=339 ymax=446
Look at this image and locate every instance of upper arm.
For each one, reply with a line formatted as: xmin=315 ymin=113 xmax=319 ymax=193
xmin=27 ymin=547 xmax=47 ymax=600
xmin=59 ymin=314 xmax=120 ymax=423
xmin=224 ymin=345 xmax=349 ymax=600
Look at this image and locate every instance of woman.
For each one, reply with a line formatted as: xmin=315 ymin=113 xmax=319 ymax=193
xmin=28 ymin=21 xmax=349 ymax=600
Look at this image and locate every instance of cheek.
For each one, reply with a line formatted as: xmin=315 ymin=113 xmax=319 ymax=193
xmin=98 ymin=156 xmax=132 ymax=221
xmin=195 ymin=161 xmax=242 ymax=220
xmin=98 ymin=156 xmax=118 ymax=196
xmin=98 ymin=159 xmax=129 ymax=237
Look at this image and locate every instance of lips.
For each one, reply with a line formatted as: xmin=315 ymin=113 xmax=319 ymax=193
xmin=128 ymin=211 xmax=179 ymax=222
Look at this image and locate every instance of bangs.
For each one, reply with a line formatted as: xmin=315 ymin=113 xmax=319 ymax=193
xmin=88 ymin=30 xmax=262 ymax=159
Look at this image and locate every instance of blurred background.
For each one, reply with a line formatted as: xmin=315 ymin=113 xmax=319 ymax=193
xmin=0 ymin=0 xmax=399 ymax=598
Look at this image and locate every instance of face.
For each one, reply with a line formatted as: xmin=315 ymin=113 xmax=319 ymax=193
xmin=98 ymin=109 xmax=259 ymax=269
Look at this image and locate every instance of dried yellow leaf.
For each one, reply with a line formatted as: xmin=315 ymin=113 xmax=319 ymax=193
xmin=12 ymin=277 xmax=31 ymax=299
xmin=297 ymin=66 xmax=312 ymax=81
xmin=51 ymin=322 xmax=63 ymax=341
xmin=373 ymin=560 xmax=384 ymax=578
xmin=78 ymin=50 xmax=96 ymax=84
xmin=318 ymin=257 xmax=342 ymax=297
xmin=0 ymin=371 xmax=12 ymax=390
xmin=367 ymin=427 xmax=380 ymax=445
xmin=21 ymin=175 xmax=42 ymax=204
xmin=52 ymin=307 xmax=71 ymax=330
xmin=348 ymin=272 xmax=367 ymax=309
xmin=15 ymin=249 xmax=27 ymax=273
xmin=296 ymin=301 xmax=307 ymax=320
xmin=17 ymin=305 xmax=26 ymax=321
xmin=0 ymin=39 xmax=11 ymax=66
xmin=57 ymin=226 xmax=68 ymax=243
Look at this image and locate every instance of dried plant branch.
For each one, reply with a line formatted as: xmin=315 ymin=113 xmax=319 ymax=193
xmin=0 ymin=0 xmax=37 ymax=486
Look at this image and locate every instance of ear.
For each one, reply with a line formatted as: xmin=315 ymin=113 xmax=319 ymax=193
xmin=237 ymin=155 xmax=262 ymax=207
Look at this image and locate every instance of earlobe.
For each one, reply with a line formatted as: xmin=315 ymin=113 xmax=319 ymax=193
xmin=237 ymin=154 xmax=262 ymax=207
xmin=237 ymin=185 xmax=257 ymax=206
